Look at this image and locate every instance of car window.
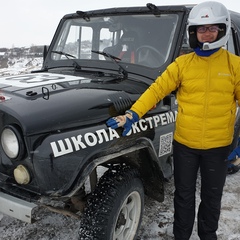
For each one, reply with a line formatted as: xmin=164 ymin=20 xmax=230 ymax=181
xmin=51 ymin=14 xmax=179 ymax=68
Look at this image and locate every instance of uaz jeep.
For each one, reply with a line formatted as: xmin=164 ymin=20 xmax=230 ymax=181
xmin=0 ymin=3 xmax=240 ymax=240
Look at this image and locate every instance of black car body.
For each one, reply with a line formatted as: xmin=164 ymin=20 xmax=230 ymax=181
xmin=0 ymin=3 xmax=240 ymax=239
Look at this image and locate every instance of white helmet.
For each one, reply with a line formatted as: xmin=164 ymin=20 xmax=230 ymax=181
xmin=187 ymin=1 xmax=231 ymax=50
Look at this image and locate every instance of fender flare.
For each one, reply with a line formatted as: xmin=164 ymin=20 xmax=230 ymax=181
xmin=62 ymin=137 xmax=166 ymax=202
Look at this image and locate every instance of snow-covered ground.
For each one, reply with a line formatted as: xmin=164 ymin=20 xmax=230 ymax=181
xmin=0 ymin=57 xmax=43 ymax=76
xmin=0 ymin=173 xmax=239 ymax=240
xmin=138 ymin=173 xmax=240 ymax=240
xmin=0 ymin=58 xmax=240 ymax=239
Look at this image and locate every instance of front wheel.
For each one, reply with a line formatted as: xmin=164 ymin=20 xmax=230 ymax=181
xmin=78 ymin=165 xmax=144 ymax=240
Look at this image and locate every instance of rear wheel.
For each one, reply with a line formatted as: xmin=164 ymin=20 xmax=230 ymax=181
xmin=78 ymin=165 xmax=144 ymax=240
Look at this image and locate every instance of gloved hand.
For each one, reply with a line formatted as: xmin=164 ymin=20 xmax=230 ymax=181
xmin=106 ymin=110 xmax=139 ymax=136
xmin=227 ymin=163 xmax=240 ymax=174
xmin=227 ymin=145 xmax=240 ymax=174
xmin=227 ymin=146 xmax=240 ymax=162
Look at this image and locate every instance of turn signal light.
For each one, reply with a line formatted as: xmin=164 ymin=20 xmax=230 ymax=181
xmin=13 ymin=165 xmax=30 ymax=185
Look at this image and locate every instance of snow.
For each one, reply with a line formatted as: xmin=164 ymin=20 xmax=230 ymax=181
xmin=0 ymin=58 xmax=240 ymax=239
xmin=0 ymin=57 xmax=43 ymax=76
xmin=139 ymin=173 xmax=240 ymax=240
xmin=0 ymin=174 xmax=239 ymax=239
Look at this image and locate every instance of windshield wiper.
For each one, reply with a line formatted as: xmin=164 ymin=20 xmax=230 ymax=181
xmin=51 ymin=50 xmax=82 ymax=70
xmin=91 ymin=50 xmax=128 ymax=81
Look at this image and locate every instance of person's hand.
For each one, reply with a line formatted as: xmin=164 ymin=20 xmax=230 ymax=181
xmin=227 ymin=163 xmax=240 ymax=174
xmin=106 ymin=110 xmax=139 ymax=136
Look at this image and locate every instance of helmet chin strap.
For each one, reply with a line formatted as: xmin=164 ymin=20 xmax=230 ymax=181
xmin=198 ymin=41 xmax=223 ymax=51
xmin=195 ymin=42 xmax=220 ymax=56
xmin=202 ymin=41 xmax=220 ymax=50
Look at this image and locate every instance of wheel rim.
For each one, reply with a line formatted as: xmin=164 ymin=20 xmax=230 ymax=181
xmin=113 ymin=191 xmax=142 ymax=240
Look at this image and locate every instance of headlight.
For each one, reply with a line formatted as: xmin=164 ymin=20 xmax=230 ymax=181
xmin=1 ymin=126 xmax=25 ymax=160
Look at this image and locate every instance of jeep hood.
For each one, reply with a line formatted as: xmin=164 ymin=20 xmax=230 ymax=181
xmin=0 ymin=73 xmax=135 ymax=135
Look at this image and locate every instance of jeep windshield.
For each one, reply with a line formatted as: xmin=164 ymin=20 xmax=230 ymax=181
xmin=47 ymin=10 xmax=181 ymax=76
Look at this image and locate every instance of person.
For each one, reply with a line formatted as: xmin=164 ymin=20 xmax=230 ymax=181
xmin=106 ymin=1 xmax=240 ymax=239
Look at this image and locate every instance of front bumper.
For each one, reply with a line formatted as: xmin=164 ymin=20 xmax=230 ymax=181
xmin=0 ymin=191 xmax=37 ymax=223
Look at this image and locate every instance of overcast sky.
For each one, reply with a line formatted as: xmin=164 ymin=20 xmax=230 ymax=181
xmin=1 ymin=0 xmax=240 ymax=48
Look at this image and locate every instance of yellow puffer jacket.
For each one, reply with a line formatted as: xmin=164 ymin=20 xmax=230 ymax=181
xmin=131 ymin=48 xmax=240 ymax=149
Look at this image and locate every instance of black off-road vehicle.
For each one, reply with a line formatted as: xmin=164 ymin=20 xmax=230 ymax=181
xmin=0 ymin=3 xmax=240 ymax=240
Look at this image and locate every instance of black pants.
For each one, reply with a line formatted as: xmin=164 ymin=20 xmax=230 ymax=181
xmin=173 ymin=141 xmax=230 ymax=240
